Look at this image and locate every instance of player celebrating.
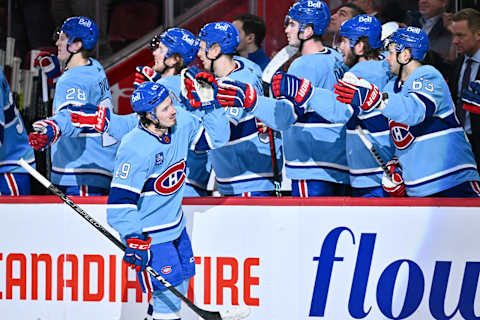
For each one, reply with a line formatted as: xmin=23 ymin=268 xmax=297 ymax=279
xmin=107 ymin=82 xmax=230 ymax=319
xmin=334 ymin=27 xmax=480 ymax=197
xmin=0 ymin=67 xmax=34 ymax=195
xmin=221 ymin=0 xmax=348 ymax=197
xmin=270 ymin=15 xmax=398 ymax=197
xmin=197 ymin=21 xmax=283 ymax=196
xmin=27 ymin=16 xmax=117 ymax=196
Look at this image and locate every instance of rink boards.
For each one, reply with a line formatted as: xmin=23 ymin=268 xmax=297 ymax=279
xmin=0 ymin=196 xmax=479 ymax=320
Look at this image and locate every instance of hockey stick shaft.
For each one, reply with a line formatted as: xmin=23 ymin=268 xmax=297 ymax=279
xmin=355 ymin=126 xmax=393 ymax=180
xmin=259 ymin=45 xmax=298 ymax=197
xmin=17 ymin=158 xmax=226 ymax=320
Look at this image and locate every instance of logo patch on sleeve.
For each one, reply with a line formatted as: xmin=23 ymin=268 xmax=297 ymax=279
xmin=155 ymin=152 xmax=164 ymax=165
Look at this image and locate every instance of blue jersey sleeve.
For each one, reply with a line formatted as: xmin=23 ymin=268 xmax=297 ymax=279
xmin=307 ymin=87 xmax=354 ymax=123
xmin=382 ymin=70 xmax=440 ymax=126
xmin=107 ymin=140 xmax=150 ymax=240
xmin=186 ymin=107 xmax=230 ymax=152
xmin=253 ymin=96 xmax=298 ymax=130
xmin=107 ymin=113 xmax=139 ymax=141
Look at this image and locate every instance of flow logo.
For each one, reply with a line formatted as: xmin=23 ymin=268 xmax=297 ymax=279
xmin=309 ymin=227 xmax=480 ymax=319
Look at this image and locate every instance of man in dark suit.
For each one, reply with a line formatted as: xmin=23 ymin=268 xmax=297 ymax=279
xmin=449 ymin=8 xmax=480 ymax=172
xmin=406 ymin=0 xmax=454 ymax=76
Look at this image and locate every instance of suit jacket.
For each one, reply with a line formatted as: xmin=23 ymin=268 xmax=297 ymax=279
xmin=407 ymin=11 xmax=452 ymax=60
xmin=449 ymin=55 xmax=480 ymax=168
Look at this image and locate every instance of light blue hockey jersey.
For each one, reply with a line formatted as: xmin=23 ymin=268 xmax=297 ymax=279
xmin=107 ymin=75 xmax=212 ymax=196
xmin=381 ymin=65 xmax=480 ymax=196
xmin=306 ymin=59 xmax=394 ymax=188
xmin=50 ymin=58 xmax=117 ymax=189
xmin=210 ymin=58 xmax=283 ymax=194
xmin=0 ymin=67 xmax=34 ymax=172
xmin=107 ymin=106 xmax=229 ymax=244
xmin=254 ymin=48 xmax=348 ymax=183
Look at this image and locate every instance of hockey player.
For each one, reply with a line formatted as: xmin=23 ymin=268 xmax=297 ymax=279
xmin=221 ymin=0 xmax=348 ymax=197
xmin=0 ymin=67 xmax=34 ymax=195
xmin=197 ymin=21 xmax=283 ymax=196
xmin=107 ymin=82 xmax=230 ymax=319
xmin=334 ymin=27 xmax=480 ymax=197
xmin=27 ymin=16 xmax=117 ymax=196
xmin=270 ymin=15 xmax=398 ymax=197
xmin=134 ymin=28 xmax=211 ymax=196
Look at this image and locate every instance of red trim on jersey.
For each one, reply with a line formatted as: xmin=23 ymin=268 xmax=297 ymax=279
xmin=80 ymin=185 xmax=88 ymax=197
xmin=1 ymin=196 xmax=480 ymax=207
xmin=471 ymin=181 xmax=480 ymax=196
xmin=5 ymin=173 xmax=19 ymax=196
xmin=299 ymin=180 xmax=308 ymax=198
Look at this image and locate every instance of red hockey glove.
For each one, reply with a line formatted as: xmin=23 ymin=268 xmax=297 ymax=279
xmin=382 ymin=157 xmax=406 ymax=197
xmin=28 ymin=119 xmax=61 ymax=151
xmin=34 ymin=51 xmax=61 ymax=89
xmin=217 ymin=78 xmax=258 ymax=112
xmin=69 ymin=104 xmax=111 ymax=133
xmin=134 ymin=66 xmax=161 ymax=89
xmin=124 ymin=236 xmax=152 ymax=273
xmin=334 ymin=72 xmax=383 ymax=112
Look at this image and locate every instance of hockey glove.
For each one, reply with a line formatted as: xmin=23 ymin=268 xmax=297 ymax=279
xmin=28 ymin=119 xmax=61 ymax=151
xmin=180 ymin=66 xmax=202 ymax=110
xmin=124 ymin=236 xmax=152 ymax=273
xmin=255 ymin=118 xmax=269 ymax=134
xmin=381 ymin=157 xmax=406 ymax=197
xmin=34 ymin=51 xmax=61 ymax=89
xmin=462 ymin=80 xmax=480 ymax=115
xmin=271 ymin=71 xmax=313 ymax=108
xmin=194 ymin=71 xmax=221 ymax=111
xmin=217 ymin=78 xmax=258 ymax=112
xmin=334 ymin=72 xmax=383 ymax=113
xmin=134 ymin=66 xmax=161 ymax=89
xmin=69 ymin=104 xmax=111 ymax=133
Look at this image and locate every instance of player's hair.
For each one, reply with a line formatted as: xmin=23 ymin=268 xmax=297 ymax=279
xmin=452 ymin=8 xmax=480 ymax=32
xmin=339 ymin=3 xmax=366 ymax=17
xmin=356 ymin=36 xmax=381 ymax=59
xmin=138 ymin=112 xmax=154 ymax=127
xmin=233 ymin=13 xmax=267 ymax=47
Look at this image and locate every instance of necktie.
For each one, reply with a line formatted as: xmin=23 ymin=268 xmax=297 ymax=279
xmin=457 ymin=58 xmax=473 ymax=126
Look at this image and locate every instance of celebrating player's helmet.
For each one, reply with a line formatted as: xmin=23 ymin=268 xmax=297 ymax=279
xmin=60 ymin=16 xmax=98 ymax=50
xmin=130 ymin=82 xmax=170 ymax=113
xmin=149 ymin=28 xmax=200 ymax=66
xmin=388 ymin=27 xmax=429 ymax=61
xmin=340 ymin=14 xmax=382 ymax=49
xmin=285 ymin=0 xmax=330 ymax=35
xmin=198 ymin=22 xmax=240 ymax=54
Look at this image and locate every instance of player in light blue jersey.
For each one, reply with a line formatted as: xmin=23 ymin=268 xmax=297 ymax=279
xmin=272 ymin=15 xmax=395 ymax=197
xmin=197 ymin=21 xmax=283 ymax=196
xmin=27 ymin=16 xmax=117 ymax=196
xmin=0 ymin=67 xmax=34 ymax=195
xmin=107 ymin=82 xmax=230 ymax=319
xmin=334 ymin=27 xmax=480 ymax=197
xmin=260 ymin=0 xmax=349 ymax=196
xmin=134 ymin=28 xmax=212 ymax=197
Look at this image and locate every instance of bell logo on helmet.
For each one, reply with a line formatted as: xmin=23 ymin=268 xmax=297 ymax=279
xmin=131 ymin=92 xmax=141 ymax=103
xmin=307 ymin=0 xmax=323 ymax=8
xmin=78 ymin=18 xmax=92 ymax=28
xmin=214 ymin=23 xmax=229 ymax=31
xmin=182 ymin=34 xmax=196 ymax=46
xmin=406 ymin=26 xmax=421 ymax=34
xmin=358 ymin=15 xmax=372 ymax=23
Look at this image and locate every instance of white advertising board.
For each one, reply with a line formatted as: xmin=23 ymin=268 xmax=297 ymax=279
xmin=0 ymin=198 xmax=479 ymax=320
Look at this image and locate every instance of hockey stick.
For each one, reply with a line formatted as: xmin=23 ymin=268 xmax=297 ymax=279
xmin=261 ymin=45 xmax=299 ymax=196
xmin=17 ymin=159 xmax=250 ymax=320
xmin=355 ymin=126 xmax=393 ymax=180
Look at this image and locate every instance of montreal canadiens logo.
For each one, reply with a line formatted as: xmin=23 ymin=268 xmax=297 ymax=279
xmin=161 ymin=266 xmax=173 ymax=274
xmin=389 ymin=120 xmax=415 ymax=150
xmin=154 ymin=160 xmax=186 ymax=195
